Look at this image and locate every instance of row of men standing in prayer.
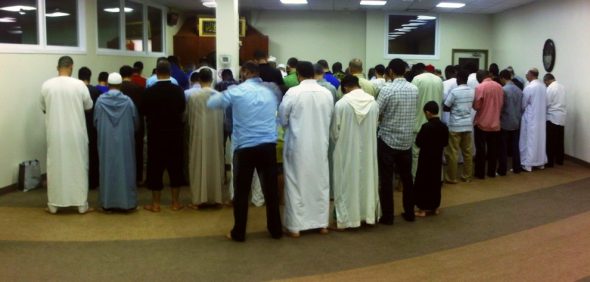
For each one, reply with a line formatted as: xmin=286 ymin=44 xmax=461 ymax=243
xmin=439 ymin=64 xmax=566 ymax=185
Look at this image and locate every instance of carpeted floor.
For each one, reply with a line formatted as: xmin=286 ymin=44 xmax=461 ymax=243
xmin=1 ymin=161 xmax=590 ymax=281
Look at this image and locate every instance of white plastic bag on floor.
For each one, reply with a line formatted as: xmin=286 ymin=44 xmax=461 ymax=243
xmin=18 ymin=160 xmax=41 ymax=192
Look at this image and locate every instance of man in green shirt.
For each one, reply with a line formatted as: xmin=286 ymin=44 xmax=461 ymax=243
xmin=283 ymin=57 xmax=300 ymax=89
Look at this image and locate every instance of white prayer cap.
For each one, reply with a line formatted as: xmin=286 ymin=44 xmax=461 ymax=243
xmin=108 ymin=72 xmax=123 ymax=85
xmin=268 ymin=56 xmax=277 ymax=63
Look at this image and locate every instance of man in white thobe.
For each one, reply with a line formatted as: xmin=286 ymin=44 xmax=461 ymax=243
xmin=544 ymin=73 xmax=566 ymax=167
xmin=186 ymin=69 xmax=225 ymax=208
xmin=41 ymin=56 xmax=94 ymax=214
xmin=331 ymin=74 xmax=380 ymax=229
xmin=520 ymin=68 xmax=547 ymax=171
xmin=279 ymin=61 xmax=334 ymax=237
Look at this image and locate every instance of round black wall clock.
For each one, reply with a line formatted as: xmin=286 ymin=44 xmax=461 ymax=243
xmin=543 ymin=39 xmax=556 ymax=72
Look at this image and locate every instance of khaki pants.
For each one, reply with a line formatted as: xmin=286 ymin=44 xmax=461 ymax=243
xmin=444 ymin=131 xmax=473 ymax=182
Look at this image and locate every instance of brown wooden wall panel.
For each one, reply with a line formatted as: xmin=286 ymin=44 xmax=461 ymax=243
xmin=173 ymin=16 xmax=269 ymax=68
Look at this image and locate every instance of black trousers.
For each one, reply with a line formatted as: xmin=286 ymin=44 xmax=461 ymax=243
xmin=474 ymin=126 xmax=500 ymax=179
xmin=546 ymin=121 xmax=565 ymax=166
xmin=378 ymin=138 xmax=414 ymax=223
xmin=146 ymin=129 xmax=185 ymax=190
xmin=231 ymin=143 xmax=282 ymax=241
xmin=498 ymin=129 xmax=521 ymax=175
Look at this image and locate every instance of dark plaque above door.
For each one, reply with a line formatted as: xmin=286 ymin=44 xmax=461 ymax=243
xmin=543 ymin=39 xmax=556 ymax=72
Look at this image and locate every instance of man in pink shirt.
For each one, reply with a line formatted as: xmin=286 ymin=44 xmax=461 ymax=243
xmin=472 ymin=70 xmax=504 ymax=179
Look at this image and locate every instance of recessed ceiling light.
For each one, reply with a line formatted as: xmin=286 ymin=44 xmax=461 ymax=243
xmin=46 ymin=12 xmax=69 ymax=17
xmin=360 ymin=1 xmax=387 ymax=6
xmin=202 ymin=0 xmax=216 ymax=8
xmin=417 ymin=15 xmax=437 ymax=20
xmin=437 ymin=2 xmax=465 ymax=8
xmin=0 ymin=5 xmax=36 ymax=12
xmin=280 ymin=0 xmax=308 ymax=4
xmin=0 ymin=17 xmax=16 ymax=23
xmin=103 ymin=7 xmax=134 ymax=13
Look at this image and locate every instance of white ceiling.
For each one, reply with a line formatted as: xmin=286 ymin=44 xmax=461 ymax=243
xmin=155 ymin=0 xmax=538 ymax=14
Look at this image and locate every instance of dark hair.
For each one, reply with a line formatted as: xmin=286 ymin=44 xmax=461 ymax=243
xmin=332 ymin=62 xmax=343 ymax=73
xmin=253 ymin=50 xmax=267 ymax=60
xmin=287 ymin=57 xmax=299 ymax=68
xmin=340 ymin=74 xmax=360 ymax=89
xmin=412 ymin=63 xmax=426 ymax=74
xmin=156 ymin=60 xmax=171 ymax=75
xmin=78 ymin=67 xmax=91 ymax=81
xmin=98 ymin=71 xmax=109 ymax=82
xmin=241 ymin=61 xmax=259 ymax=75
xmin=190 ymin=72 xmax=199 ymax=82
xmin=444 ymin=65 xmax=456 ymax=79
xmin=488 ymin=63 xmax=500 ymax=77
xmin=499 ymin=69 xmax=512 ymax=81
xmin=221 ymin=69 xmax=233 ymax=79
xmin=133 ymin=61 xmax=143 ymax=71
xmin=313 ymin=63 xmax=324 ymax=76
xmin=529 ymin=69 xmax=539 ymax=78
xmin=167 ymin=55 xmax=179 ymax=65
xmin=317 ymin=59 xmax=329 ymax=70
xmin=543 ymin=73 xmax=555 ymax=81
xmin=375 ymin=64 xmax=385 ymax=76
xmin=476 ymin=70 xmax=490 ymax=83
xmin=423 ymin=101 xmax=439 ymax=114
xmin=119 ymin=65 xmax=133 ymax=78
xmin=57 ymin=56 xmax=74 ymax=69
xmin=456 ymin=69 xmax=469 ymax=85
xmin=296 ymin=61 xmax=314 ymax=79
xmin=367 ymin=68 xmax=375 ymax=79
xmin=198 ymin=68 xmax=213 ymax=83
xmin=387 ymin=58 xmax=408 ymax=76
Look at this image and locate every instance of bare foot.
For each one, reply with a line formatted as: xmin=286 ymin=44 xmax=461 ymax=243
xmin=414 ymin=210 xmax=427 ymax=217
xmin=143 ymin=204 xmax=161 ymax=213
xmin=44 ymin=208 xmax=56 ymax=215
xmin=319 ymin=228 xmax=329 ymax=235
xmin=225 ymin=233 xmax=233 ymax=240
xmin=284 ymin=230 xmax=300 ymax=238
xmin=435 ymin=209 xmax=441 ymax=215
xmin=171 ymin=203 xmax=184 ymax=211
xmin=80 ymin=207 xmax=95 ymax=214
xmin=187 ymin=203 xmax=199 ymax=210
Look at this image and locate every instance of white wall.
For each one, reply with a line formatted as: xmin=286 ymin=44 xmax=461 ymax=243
xmin=248 ymin=10 xmax=366 ymax=67
xmin=492 ymin=0 xmax=590 ymax=162
xmin=0 ymin=0 xmax=180 ymax=188
xmin=365 ymin=12 xmax=493 ymax=71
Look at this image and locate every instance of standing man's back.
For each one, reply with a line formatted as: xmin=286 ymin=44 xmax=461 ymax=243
xmin=520 ymin=68 xmax=547 ymax=171
xmin=280 ymin=61 xmax=334 ymax=237
xmin=41 ymin=56 xmax=94 ymax=214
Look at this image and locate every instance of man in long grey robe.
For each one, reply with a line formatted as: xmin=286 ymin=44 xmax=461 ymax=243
xmin=94 ymin=73 xmax=139 ymax=211
xmin=186 ymin=69 xmax=225 ymax=207
xmin=331 ymin=75 xmax=380 ymax=229
xmin=520 ymin=68 xmax=547 ymax=171
xmin=279 ymin=61 xmax=334 ymax=237
xmin=41 ymin=56 xmax=94 ymax=214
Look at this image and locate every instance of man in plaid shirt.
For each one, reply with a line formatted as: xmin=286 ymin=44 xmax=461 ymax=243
xmin=376 ymin=58 xmax=418 ymax=224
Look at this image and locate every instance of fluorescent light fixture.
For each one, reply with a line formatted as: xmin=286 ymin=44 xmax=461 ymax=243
xmin=395 ymin=28 xmax=414 ymax=31
xmin=8 ymin=29 xmax=23 ymax=34
xmin=103 ymin=7 xmax=134 ymax=13
xmin=46 ymin=12 xmax=69 ymax=17
xmin=436 ymin=2 xmax=465 ymax=8
xmin=410 ymin=19 xmax=426 ymax=23
xmin=402 ymin=22 xmax=425 ymax=26
xmin=392 ymin=32 xmax=406 ymax=35
xmin=0 ymin=5 xmax=36 ymax=12
xmin=0 ymin=17 xmax=16 ymax=23
xmin=202 ymin=0 xmax=217 ymax=8
xmin=417 ymin=15 xmax=436 ymax=20
xmin=360 ymin=1 xmax=387 ymax=6
xmin=280 ymin=0 xmax=308 ymax=4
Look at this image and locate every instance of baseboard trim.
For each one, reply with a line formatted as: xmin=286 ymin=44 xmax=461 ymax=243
xmin=565 ymin=155 xmax=590 ymax=168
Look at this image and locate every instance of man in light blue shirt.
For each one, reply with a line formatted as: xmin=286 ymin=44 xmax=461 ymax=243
xmin=207 ymin=62 xmax=282 ymax=242
xmin=443 ymin=69 xmax=474 ymax=183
